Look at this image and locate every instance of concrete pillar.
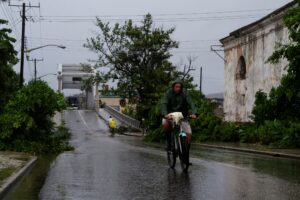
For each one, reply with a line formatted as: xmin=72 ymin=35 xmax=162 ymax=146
xmin=95 ymin=84 xmax=99 ymax=112
xmin=87 ymin=90 xmax=95 ymax=110
xmin=57 ymin=75 xmax=63 ymax=92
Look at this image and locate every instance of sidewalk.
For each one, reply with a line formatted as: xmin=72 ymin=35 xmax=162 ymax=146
xmin=0 ymin=152 xmax=37 ymax=198
xmin=197 ymin=142 xmax=300 ymax=160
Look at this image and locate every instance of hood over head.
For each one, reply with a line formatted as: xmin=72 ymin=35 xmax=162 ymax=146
xmin=171 ymin=79 xmax=183 ymax=88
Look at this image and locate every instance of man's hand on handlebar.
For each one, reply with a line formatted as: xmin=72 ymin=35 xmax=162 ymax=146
xmin=164 ymin=114 xmax=197 ymax=120
xmin=164 ymin=114 xmax=173 ymax=120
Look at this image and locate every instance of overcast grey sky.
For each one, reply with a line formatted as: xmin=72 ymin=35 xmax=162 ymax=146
xmin=0 ymin=0 xmax=292 ymax=95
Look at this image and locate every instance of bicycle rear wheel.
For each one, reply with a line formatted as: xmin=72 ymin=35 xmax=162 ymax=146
xmin=110 ymin=128 xmax=115 ymax=137
xmin=167 ymin=133 xmax=176 ymax=169
xmin=179 ymin=136 xmax=189 ymax=172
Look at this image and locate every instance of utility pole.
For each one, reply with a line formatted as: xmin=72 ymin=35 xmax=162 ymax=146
xmin=20 ymin=3 xmax=25 ymax=86
xmin=28 ymin=58 xmax=43 ymax=81
xmin=200 ymin=66 xmax=203 ymax=93
xmin=8 ymin=1 xmax=40 ymax=87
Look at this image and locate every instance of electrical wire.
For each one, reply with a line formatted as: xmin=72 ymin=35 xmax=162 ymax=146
xmin=38 ymin=5 xmax=44 ymax=59
xmin=0 ymin=3 xmax=22 ymax=50
xmin=36 ymin=14 xmax=265 ymax=23
xmin=0 ymin=4 xmax=20 ymax=40
xmin=37 ymin=8 xmax=274 ymax=18
xmin=31 ymin=8 xmax=274 ymax=23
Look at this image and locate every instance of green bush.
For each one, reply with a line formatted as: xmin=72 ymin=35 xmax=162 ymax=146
xmin=190 ymin=94 xmax=223 ymax=142
xmin=239 ymin=124 xmax=258 ymax=143
xmin=0 ymin=80 xmax=70 ymax=153
xmin=258 ymin=120 xmax=283 ymax=145
xmin=280 ymin=122 xmax=300 ymax=148
xmin=144 ymin=127 xmax=165 ymax=143
xmin=218 ymin=123 xmax=239 ymax=142
xmin=0 ymin=125 xmax=73 ymax=153
xmin=143 ymin=87 xmax=300 ymax=148
xmin=257 ymin=120 xmax=300 ymax=148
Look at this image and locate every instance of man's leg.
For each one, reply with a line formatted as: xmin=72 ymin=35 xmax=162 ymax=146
xmin=182 ymin=121 xmax=192 ymax=151
xmin=162 ymin=119 xmax=172 ymax=151
xmin=182 ymin=121 xmax=193 ymax=165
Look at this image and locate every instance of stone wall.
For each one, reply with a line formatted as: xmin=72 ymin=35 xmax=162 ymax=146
xmin=222 ymin=14 xmax=289 ymax=122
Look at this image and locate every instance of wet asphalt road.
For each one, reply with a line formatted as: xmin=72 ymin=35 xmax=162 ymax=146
xmin=39 ymin=110 xmax=300 ymax=200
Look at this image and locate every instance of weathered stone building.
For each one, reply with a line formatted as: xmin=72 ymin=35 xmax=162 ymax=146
xmin=220 ymin=1 xmax=296 ymax=122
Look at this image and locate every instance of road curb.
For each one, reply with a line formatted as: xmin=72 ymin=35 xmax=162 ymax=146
xmin=122 ymin=132 xmax=143 ymax=137
xmin=0 ymin=156 xmax=38 ymax=198
xmin=198 ymin=144 xmax=300 ymax=160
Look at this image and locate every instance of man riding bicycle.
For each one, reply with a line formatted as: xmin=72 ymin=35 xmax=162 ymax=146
xmin=160 ymin=79 xmax=197 ymax=152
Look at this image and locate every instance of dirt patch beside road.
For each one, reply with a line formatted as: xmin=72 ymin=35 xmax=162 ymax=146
xmin=0 ymin=152 xmax=32 ymax=184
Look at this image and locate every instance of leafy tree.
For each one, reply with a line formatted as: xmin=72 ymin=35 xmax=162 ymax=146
xmin=0 ymin=19 xmax=19 ymax=113
xmin=252 ymin=1 xmax=300 ymax=123
xmin=85 ymin=14 xmax=178 ymax=118
xmin=0 ymin=80 xmax=68 ymax=153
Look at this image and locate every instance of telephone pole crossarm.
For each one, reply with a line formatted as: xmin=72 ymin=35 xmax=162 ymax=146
xmin=8 ymin=0 xmax=40 ymax=8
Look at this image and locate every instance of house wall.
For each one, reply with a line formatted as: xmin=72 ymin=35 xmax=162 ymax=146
xmin=223 ymin=18 xmax=289 ymax=122
xmin=100 ymin=97 xmax=121 ymax=107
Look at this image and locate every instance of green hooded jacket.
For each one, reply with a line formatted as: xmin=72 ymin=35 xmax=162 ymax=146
xmin=160 ymin=81 xmax=197 ymax=118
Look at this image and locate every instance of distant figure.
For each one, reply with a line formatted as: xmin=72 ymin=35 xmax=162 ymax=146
xmin=108 ymin=116 xmax=117 ymax=130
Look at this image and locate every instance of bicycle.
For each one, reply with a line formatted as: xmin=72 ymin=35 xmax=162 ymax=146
xmin=109 ymin=127 xmax=115 ymax=136
xmin=166 ymin=112 xmax=190 ymax=172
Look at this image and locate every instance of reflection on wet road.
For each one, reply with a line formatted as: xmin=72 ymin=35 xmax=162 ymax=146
xmin=40 ymin=110 xmax=300 ymax=200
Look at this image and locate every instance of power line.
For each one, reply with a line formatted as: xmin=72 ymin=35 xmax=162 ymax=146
xmin=27 ymin=36 xmax=220 ymax=46
xmin=7 ymin=1 xmax=40 ymax=87
xmin=3 ymin=4 xmax=21 ymax=35
xmin=36 ymin=14 xmax=265 ymax=23
xmin=31 ymin=7 xmax=274 ymax=24
xmin=0 ymin=3 xmax=21 ymax=43
xmin=36 ymin=8 xmax=274 ymax=18
xmin=38 ymin=5 xmax=44 ymax=59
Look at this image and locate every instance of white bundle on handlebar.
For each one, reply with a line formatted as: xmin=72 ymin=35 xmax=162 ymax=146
xmin=169 ymin=112 xmax=184 ymax=125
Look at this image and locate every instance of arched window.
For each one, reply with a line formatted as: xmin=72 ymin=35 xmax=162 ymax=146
xmin=237 ymin=56 xmax=246 ymax=80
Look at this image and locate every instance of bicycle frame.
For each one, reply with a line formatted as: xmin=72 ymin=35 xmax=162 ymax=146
xmin=172 ymin=120 xmax=188 ymax=150
xmin=168 ymin=118 xmax=190 ymax=171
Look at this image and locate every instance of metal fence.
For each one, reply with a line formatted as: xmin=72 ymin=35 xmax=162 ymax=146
xmin=103 ymin=105 xmax=142 ymax=131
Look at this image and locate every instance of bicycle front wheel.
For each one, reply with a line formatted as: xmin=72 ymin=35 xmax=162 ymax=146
xmin=179 ymin=136 xmax=189 ymax=172
xmin=167 ymin=134 xmax=176 ymax=169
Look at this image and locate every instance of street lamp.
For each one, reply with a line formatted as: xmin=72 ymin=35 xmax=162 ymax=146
xmin=20 ymin=44 xmax=66 ymax=87
xmin=25 ymin=44 xmax=66 ymax=53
